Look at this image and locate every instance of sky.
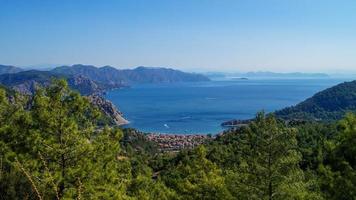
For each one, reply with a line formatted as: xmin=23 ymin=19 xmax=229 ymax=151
xmin=1 ymin=0 xmax=356 ymax=73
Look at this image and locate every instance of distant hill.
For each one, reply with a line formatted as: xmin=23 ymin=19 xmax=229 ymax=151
xmin=0 ymin=64 xmax=210 ymax=94
xmin=205 ymin=71 xmax=329 ymax=80
xmin=52 ymin=64 xmax=210 ymax=85
xmin=241 ymin=71 xmax=329 ymax=78
xmin=0 ymin=70 xmax=129 ymax=126
xmin=275 ymin=80 xmax=356 ymax=121
xmin=0 ymin=65 xmax=23 ymax=75
xmin=0 ymin=70 xmax=108 ymax=95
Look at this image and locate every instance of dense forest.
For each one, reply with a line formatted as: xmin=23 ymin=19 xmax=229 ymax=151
xmin=223 ymin=80 xmax=356 ymax=127
xmin=275 ymin=80 xmax=356 ymax=121
xmin=1 ymin=80 xmax=355 ymax=199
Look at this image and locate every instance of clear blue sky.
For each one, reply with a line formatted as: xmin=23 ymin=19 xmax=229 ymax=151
xmin=1 ymin=0 xmax=356 ymax=72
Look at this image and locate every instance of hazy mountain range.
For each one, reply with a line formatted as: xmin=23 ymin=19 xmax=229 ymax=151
xmin=0 ymin=64 xmax=210 ymax=95
xmin=0 ymin=65 xmax=23 ymax=74
xmin=0 ymin=64 xmax=211 ymax=126
xmin=52 ymin=64 xmax=210 ymax=85
xmin=205 ymin=71 xmax=329 ymax=80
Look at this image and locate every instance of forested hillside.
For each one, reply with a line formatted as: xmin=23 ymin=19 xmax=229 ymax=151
xmin=0 ymin=80 xmax=355 ymax=199
xmin=52 ymin=64 xmax=210 ymax=85
xmin=275 ymin=80 xmax=356 ymax=121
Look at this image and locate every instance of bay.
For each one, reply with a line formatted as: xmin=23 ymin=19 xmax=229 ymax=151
xmin=105 ymin=78 xmax=351 ymax=134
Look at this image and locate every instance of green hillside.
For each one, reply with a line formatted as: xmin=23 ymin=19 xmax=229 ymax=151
xmin=1 ymin=81 xmax=356 ymax=199
xmin=275 ymin=80 xmax=356 ymax=121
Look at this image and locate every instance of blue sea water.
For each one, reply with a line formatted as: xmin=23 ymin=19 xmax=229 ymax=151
xmin=105 ymin=78 xmax=351 ymax=134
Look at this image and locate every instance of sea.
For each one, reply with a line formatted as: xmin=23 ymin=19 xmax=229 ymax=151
xmin=105 ymin=78 xmax=352 ymax=134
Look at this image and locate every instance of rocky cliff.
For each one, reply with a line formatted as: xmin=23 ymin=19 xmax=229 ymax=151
xmin=0 ymin=70 xmax=111 ymax=95
xmin=87 ymin=95 xmax=129 ymax=126
xmin=0 ymin=71 xmax=128 ymax=126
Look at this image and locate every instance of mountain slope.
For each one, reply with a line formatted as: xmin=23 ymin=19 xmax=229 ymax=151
xmin=52 ymin=64 xmax=210 ymax=85
xmin=0 ymin=70 xmax=107 ymax=95
xmin=0 ymin=65 xmax=23 ymax=74
xmin=0 ymin=71 xmax=129 ymax=126
xmin=87 ymin=95 xmax=128 ymax=126
xmin=275 ymin=80 xmax=356 ymax=121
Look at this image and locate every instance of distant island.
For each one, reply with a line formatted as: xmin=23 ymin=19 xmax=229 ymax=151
xmin=205 ymin=71 xmax=329 ymax=80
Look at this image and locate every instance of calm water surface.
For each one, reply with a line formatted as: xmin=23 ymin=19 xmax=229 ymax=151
xmin=106 ymin=79 xmax=350 ymax=134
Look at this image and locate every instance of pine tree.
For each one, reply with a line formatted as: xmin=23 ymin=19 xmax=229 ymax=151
xmin=0 ymin=87 xmax=37 ymax=199
xmin=162 ymin=146 xmax=233 ymax=200
xmin=319 ymin=113 xmax=356 ymax=199
xmin=1 ymin=80 xmax=132 ymax=199
xmin=233 ymin=112 xmax=322 ymax=200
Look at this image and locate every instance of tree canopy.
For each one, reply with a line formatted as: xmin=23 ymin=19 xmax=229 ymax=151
xmin=0 ymin=80 xmax=356 ymax=199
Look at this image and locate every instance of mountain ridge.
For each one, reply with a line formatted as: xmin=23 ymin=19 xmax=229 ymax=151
xmin=0 ymin=64 xmax=210 ymax=127
xmin=0 ymin=64 xmax=24 ymax=74
xmin=0 ymin=64 xmax=211 ymax=95
xmin=52 ymin=64 xmax=210 ymax=85
xmin=0 ymin=70 xmax=110 ymax=95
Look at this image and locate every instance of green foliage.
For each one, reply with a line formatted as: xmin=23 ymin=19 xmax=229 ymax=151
xmin=161 ymin=146 xmax=233 ymax=200
xmin=318 ymin=113 xmax=356 ymax=199
xmin=215 ymin=113 xmax=322 ymax=199
xmin=0 ymin=80 xmax=132 ymax=199
xmin=294 ymin=122 xmax=338 ymax=170
xmin=127 ymin=175 xmax=177 ymax=200
xmin=275 ymin=80 xmax=356 ymax=121
xmin=120 ymin=128 xmax=160 ymax=178
xmin=1 ymin=81 xmax=356 ymax=199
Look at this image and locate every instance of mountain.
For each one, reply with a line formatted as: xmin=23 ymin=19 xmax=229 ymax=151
xmin=0 ymin=70 xmax=128 ymax=126
xmin=0 ymin=65 xmax=23 ymax=74
xmin=127 ymin=66 xmax=210 ymax=83
xmin=275 ymin=80 xmax=356 ymax=121
xmin=221 ymin=80 xmax=356 ymax=126
xmin=0 ymin=64 xmax=210 ymax=90
xmin=52 ymin=64 xmax=210 ymax=85
xmin=0 ymin=64 xmax=209 ymax=126
xmin=0 ymin=70 xmax=108 ymax=95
